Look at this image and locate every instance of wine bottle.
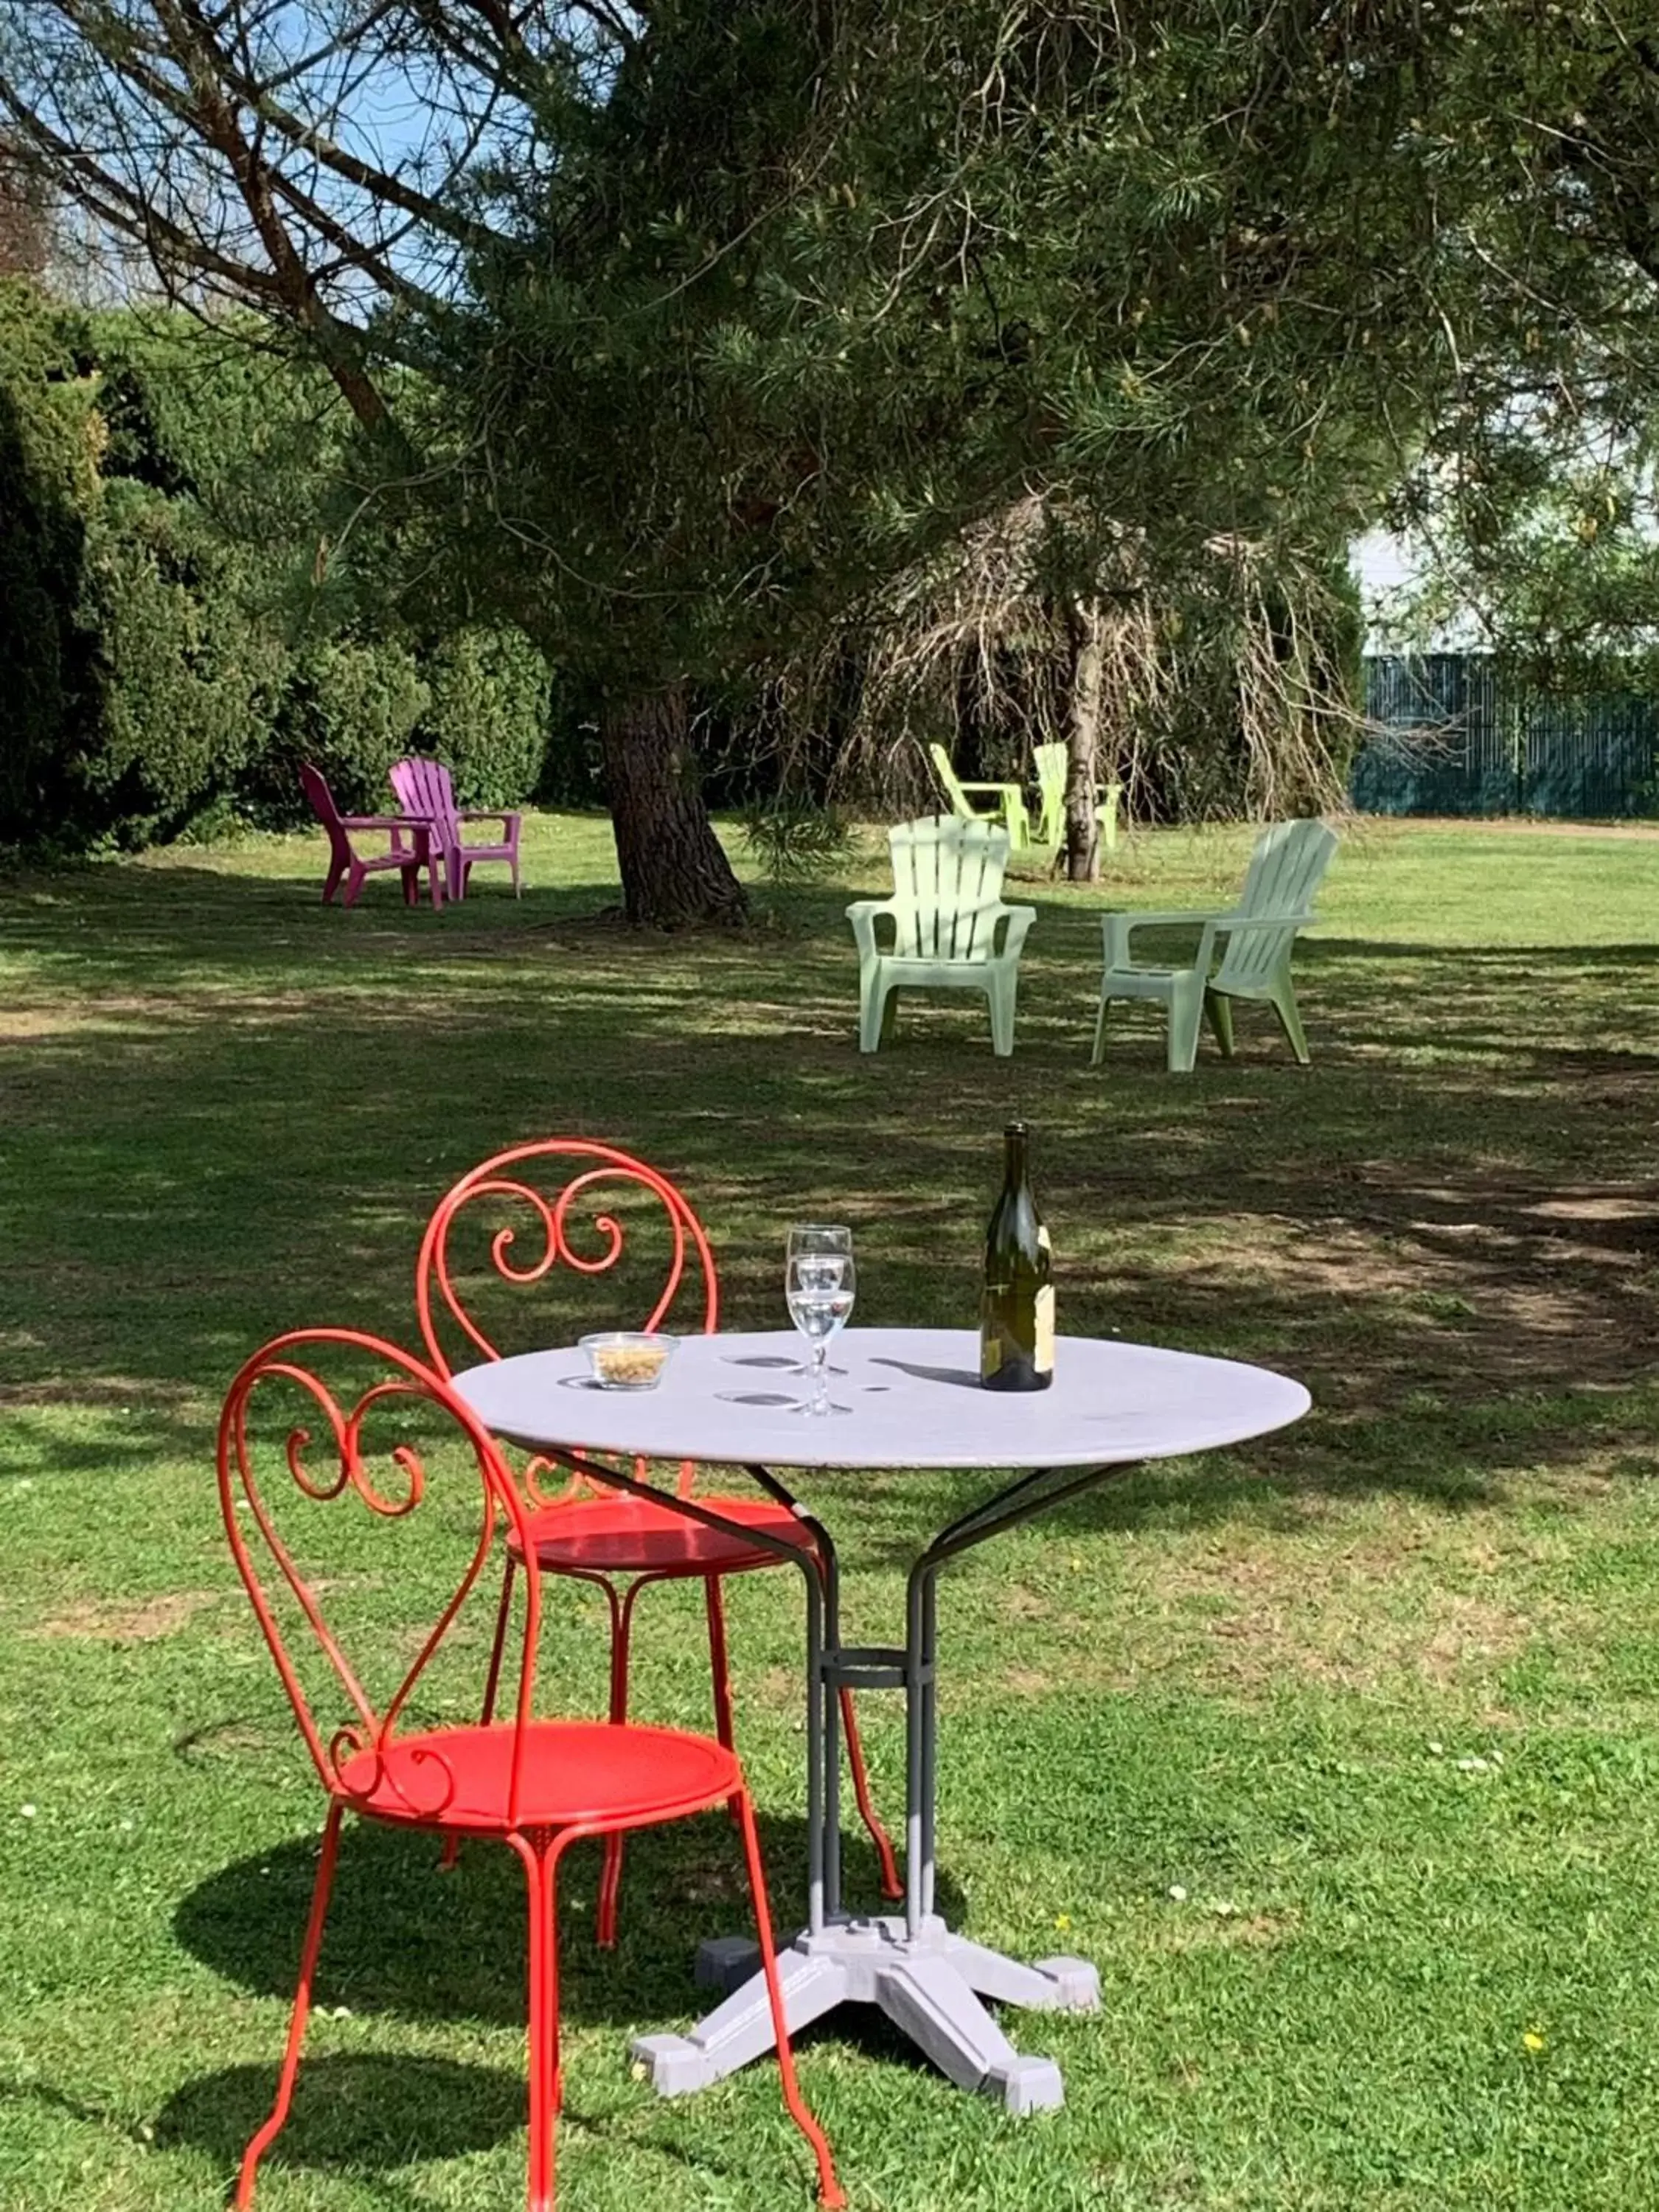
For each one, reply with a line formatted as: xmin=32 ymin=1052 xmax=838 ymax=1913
xmin=979 ymin=1121 xmax=1054 ymax=1391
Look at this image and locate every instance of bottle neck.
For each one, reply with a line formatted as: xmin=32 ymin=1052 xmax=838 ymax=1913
xmin=1003 ymin=1124 xmax=1029 ymax=1189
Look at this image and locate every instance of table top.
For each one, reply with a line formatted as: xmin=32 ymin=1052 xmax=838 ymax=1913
xmin=451 ymin=1327 xmax=1310 ymax=1472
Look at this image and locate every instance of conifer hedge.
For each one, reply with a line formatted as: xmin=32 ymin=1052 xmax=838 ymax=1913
xmin=0 ymin=284 xmax=558 ymax=851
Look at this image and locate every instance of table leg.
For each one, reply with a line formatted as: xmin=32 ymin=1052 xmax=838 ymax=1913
xmin=508 ymin=1447 xmax=838 ymax=1935
xmin=804 ymin=1545 xmax=827 ymax=1938
xmin=636 ymin=1939 xmax=851 ymax=2093
xmin=821 ymin=1535 xmax=844 ymax=1924
xmin=739 ymin=1461 xmax=843 ymax=1933
xmin=639 ymin=1459 xmax=1131 ymax=2109
xmin=919 ymin=1567 xmax=938 ymax=1922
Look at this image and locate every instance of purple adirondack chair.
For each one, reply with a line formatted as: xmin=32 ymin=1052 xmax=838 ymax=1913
xmin=299 ymin=763 xmax=444 ymax=910
xmin=389 ymin=757 xmax=523 ymax=902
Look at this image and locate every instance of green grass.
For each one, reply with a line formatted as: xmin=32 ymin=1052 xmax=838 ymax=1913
xmin=2 ymin=811 xmax=1658 ymax=2211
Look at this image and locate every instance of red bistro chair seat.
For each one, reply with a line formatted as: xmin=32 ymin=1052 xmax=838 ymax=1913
xmin=417 ymin=1138 xmax=900 ymax=1943
xmin=218 ymin=1329 xmax=843 ymax=2212
xmin=338 ymin=1718 xmax=742 ymax=1833
xmin=515 ymin=1490 xmax=816 ymax=1577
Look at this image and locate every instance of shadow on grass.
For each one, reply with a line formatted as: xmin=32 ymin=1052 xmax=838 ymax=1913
xmin=7 ymin=854 xmax=1659 ymax=1535
xmin=0 ymin=1397 xmax=218 ymax=1489
xmin=152 ymin=2051 xmax=524 ymax=2183
xmin=175 ymin=1813 xmax=964 ymax=2031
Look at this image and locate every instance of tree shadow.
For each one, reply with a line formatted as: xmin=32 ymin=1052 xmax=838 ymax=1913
xmin=0 ymin=854 xmax=621 ymax=1032
xmin=0 ymin=1389 xmax=222 ymax=1487
xmin=7 ymin=853 xmax=1658 ymax=1537
xmin=175 ymin=1814 xmax=964 ymax=2032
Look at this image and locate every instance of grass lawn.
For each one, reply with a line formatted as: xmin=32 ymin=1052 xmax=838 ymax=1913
xmin=2 ymin=811 xmax=1658 ymax=2212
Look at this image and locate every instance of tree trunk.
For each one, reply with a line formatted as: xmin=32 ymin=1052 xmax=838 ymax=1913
xmin=600 ymin=685 xmax=748 ymax=928
xmin=1063 ymin=599 xmax=1105 ymax=883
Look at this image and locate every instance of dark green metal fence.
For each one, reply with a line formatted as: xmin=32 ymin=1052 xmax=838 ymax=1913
xmin=1353 ymin=655 xmax=1659 ymax=818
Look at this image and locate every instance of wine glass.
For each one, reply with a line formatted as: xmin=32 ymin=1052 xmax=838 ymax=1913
xmin=785 ymin=1224 xmax=856 ymax=1416
xmin=785 ymin=1223 xmax=852 ymax=1375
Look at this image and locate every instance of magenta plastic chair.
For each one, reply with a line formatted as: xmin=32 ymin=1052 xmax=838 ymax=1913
xmin=299 ymin=763 xmax=442 ymax=909
xmin=390 ymin=757 xmax=523 ymax=902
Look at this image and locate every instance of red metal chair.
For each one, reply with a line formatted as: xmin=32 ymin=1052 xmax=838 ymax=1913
xmin=218 ymin=1326 xmax=844 ymax=2211
xmin=417 ymin=1138 xmax=902 ymax=1944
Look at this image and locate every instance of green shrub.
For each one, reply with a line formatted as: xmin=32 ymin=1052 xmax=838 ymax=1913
xmin=0 ymin=291 xmax=560 ymax=848
xmin=417 ymin=625 xmax=552 ymax=807
xmin=259 ymin=636 xmax=429 ymax=820
xmin=78 ymin=485 xmax=280 ymax=844
xmin=0 ymin=285 xmax=97 ymax=841
xmin=534 ymin=675 xmax=605 ymax=808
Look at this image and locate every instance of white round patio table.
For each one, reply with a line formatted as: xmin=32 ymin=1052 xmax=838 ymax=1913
xmin=454 ymin=1326 xmax=1310 ymax=2113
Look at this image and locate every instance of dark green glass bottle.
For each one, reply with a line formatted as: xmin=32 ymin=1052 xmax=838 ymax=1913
xmin=979 ymin=1121 xmax=1054 ymax=1391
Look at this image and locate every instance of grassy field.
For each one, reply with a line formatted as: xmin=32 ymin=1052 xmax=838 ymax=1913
xmin=2 ymin=811 xmax=1658 ymax=2212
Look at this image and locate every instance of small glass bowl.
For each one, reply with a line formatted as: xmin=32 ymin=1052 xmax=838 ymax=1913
xmin=579 ymin=1332 xmax=675 ymax=1391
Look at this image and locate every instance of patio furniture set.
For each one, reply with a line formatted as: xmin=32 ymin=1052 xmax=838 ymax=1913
xmin=852 ymin=813 xmax=1338 ymax=1070
xmin=296 ymin=749 xmax=1338 ymax=1075
xmin=302 ymin=756 xmax=522 ymax=908
xmin=219 ymin=1138 xmax=1310 ymax=2209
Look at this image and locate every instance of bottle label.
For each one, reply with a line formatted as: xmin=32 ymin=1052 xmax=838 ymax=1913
xmin=1035 ymin=1223 xmax=1054 ymax=1374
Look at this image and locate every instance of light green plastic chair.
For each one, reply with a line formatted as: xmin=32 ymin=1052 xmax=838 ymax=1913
xmin=1032 ymin=741 xmax=1123 ymax=853
xmin=848 ymin=815 xmax=1036 ymax=1056
xmin=928 ymin=742 xmax=1030 ymax=848
xmin=1091 ymin=819 xmax=1338 ymax=1074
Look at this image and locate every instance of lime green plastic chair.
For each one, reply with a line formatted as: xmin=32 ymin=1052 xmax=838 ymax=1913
xmin=1091 ymin=819 xmax=1338 ymax=1073
xmin=1032 ymin=742 xmax=1122 ymax=853
xmin=928 ymin=742 xmax=1029 ymax=847
xmin=848 ymin=815 xmax=1036 ymax=1056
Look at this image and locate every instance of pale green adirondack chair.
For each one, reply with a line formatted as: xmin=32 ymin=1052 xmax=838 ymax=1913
xmin=848 ymin=815 xmax=1036 ymax=1056
xmin=1032 ymin=741 xmax=1123 ymax=853
xmin=928 ymin=742 xmax=1030 ymax=848
xmin=1091 ymin=818 xmax=1338 ymax=1073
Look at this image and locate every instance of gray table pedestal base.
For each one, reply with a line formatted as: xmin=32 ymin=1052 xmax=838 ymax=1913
xmin=633 ymin=1916 xmax=1100 ymax=2115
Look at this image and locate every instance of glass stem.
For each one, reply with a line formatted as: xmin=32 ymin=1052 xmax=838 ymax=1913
xmin=811 ymin=1342 xmax=829 ymax=1414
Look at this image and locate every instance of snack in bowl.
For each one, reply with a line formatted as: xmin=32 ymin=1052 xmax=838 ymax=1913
xmin=580 ymin=1332 xmax=675 ymax=1390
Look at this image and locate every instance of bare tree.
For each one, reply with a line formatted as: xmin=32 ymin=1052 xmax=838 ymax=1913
xmin=0 ymin=5 xmax=610 ymax=425
xmin=803 ymin=497 xmax=1357 ymax=874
